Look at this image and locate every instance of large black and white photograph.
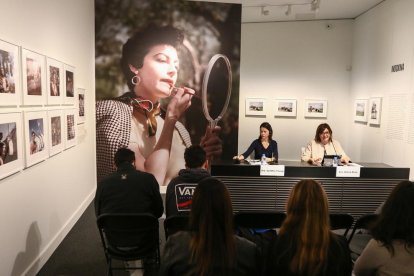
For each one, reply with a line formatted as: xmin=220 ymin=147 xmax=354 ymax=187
xmin=0 ymin=39 xmax=21 ymax=106
xmin=274 ymin=99 xmax=297 ymax=117
xmin=0 ymin=112 xmax=23 ymax=179
xmin=22 ymin=49 xmax=46 ymax=105
xmin=24 ymin=110 xmax=49 ymax=167
xmin=354 ymin=99 xmax=368 ymax=123
xmin=368 ymin=97 xmax=382 ymax=125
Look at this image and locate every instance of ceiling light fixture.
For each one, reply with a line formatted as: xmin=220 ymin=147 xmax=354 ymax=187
xmin=311 ymin=0 xmax=320 ymax=11
xmin=285 ymin=4 xmax=292 ymax=16
xmin=261 ymin=6 xmax=270 ymax=16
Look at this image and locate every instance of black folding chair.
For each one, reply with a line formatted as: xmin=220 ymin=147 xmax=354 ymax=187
xmin=329 ymin=213 xmax=354 ymax=237
xmin=97 ymin=213 xmax=160 ymax=276
xmin=164 ymin=214 xmax=190 ymax=240
xmin=348 ymin=214 xmax=378 ymax=260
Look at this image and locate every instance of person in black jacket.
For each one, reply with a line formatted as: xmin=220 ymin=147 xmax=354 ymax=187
xmin=165 ymin=145 xmax=210 ymax=217
xmin=94 ymin=147 xmax=163 ymax=218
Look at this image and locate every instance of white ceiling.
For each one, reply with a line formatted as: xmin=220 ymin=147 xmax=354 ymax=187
xmin=206 ymin=0 xmax=385 ymax=23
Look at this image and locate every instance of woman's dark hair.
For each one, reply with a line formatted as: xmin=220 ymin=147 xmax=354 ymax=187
xmin=258 ymin=122 xmax=273 ymax=141
xmin=114 ymin=147 xmax=135 ymax=167
xmin=189 ymin=177 xmax=235 ymax=275
xmin=314 ymin=123 xmax=332 ymax=143
xmin=120 ymin=25 xmax=184 ymax=91
xmin=371 ymin=180 xmax=414 ymax=255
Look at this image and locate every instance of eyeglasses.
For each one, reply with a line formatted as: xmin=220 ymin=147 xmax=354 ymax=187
xmin=321 ymin=131 xmax=330 ymax=135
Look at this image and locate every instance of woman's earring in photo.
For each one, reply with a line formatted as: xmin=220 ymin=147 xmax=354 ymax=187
xmin=131 ymin=71 xmax=141 ymax=85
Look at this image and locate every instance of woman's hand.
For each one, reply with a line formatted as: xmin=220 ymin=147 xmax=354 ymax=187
xmin=233 ymin=155 xmax=244 ymax=160
xmin=200 ymin=125 xmax=222 ymax=159
xmin=166 ymin=87 xmax=194 ymax=120
xmin=310 ymin=157 xmax=322 ymax=166
xmin=341 ymin=156 xmax=350 ymax=164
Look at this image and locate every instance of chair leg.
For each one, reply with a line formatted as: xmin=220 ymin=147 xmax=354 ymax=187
xmin=107 ymin=258 xmax=113 ymax=276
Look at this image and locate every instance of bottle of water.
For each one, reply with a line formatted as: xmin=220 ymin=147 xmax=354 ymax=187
xmin=261 ymin=154 xmax=266 ymax=165
xmin=333 ymin=156 xmax=338 ymax=167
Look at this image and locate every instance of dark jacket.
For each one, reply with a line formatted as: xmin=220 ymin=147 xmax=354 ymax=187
xmin=94 ymin=163 xmax=163 ymax=218
xmin=159 ymin=231 xmax=260 ymax=276
xmin=242 ymin=139 xmax=278 ymax=160
xmin=265 ymin=233 xmax=352 ymax=276
xmin=165 ymin=168 xmax=210 ymax=217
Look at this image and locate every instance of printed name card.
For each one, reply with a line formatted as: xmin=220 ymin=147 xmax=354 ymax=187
xmin=260 ymin=165 xmax=285 ymax=176
xmin=336 ymin=166 xmax=361 ymax=177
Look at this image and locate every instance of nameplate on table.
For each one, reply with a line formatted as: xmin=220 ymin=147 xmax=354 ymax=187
xmin=336 ymin=166 xmax=361 ymax=177
xmin=260 ymin=165 xmax=285 ymax=176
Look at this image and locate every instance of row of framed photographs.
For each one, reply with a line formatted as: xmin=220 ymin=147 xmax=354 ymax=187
xmin=354 ymin=97 xmax=382 ymax=125
xmin=246 ymin=98 xmax=328 ymax=118
xmin=0 ymin=109 xmax=77 ymax=180
xmin=0 ymin=38 xmax=76 ymax=106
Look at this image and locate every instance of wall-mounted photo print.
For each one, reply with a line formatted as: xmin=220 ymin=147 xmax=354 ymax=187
xmin=0 ymin=112 xmax=23 ymax=179
xmin=0 ymin=39 xmax=21 ymax=106
xmin=63 ymin=64 xmax=75 ymax=104
xmin=274 ymin=99 xmax=297 ymax=117
xmin=24 ymin=110 xmax=49 ymax=167
xmin=48 ymin=109 xmax=64 ymax=156
xmin=64 ymin=109 xmax=77 ymax=149
xmin=22 ymin=48 xmax=46 ymax=105
xmin=368 ymin=97 xmax=382 ymax=125
xmin=77 ymin=88 xmax=85 ymax=124
xmin=46 ymin=58 xmax=63 ymax=105
xmin=304 ymin=99 xmax=327 ymax=118
xmin=354 ymin=99 xmax=368 ymax=123
xmin=245 ymin=98 xmax=266 ymax=116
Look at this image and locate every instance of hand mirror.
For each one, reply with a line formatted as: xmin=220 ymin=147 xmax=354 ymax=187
xmin=201 ymin=54 xmax=232 ymax=129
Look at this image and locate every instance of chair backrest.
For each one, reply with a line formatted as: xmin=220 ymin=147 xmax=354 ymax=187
xmin=329 ymin=213 xmax=354 ymax=236
xmin=348 ymin=214 xmax=378 ymax=243
xmin=97 ymin=213 xmax=160 ymax=260
xmin=234 ymin=211 xmax=286 ymax=229
xmin=164 ymin=214 xmax=190 ymax=240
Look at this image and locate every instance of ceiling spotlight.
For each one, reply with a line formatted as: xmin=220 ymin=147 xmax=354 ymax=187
xmin=285 ymin=4 xmax=291 ymax=16
xmin=261 ymin=6 xmax=269 ymax=16
xmin=311 ymin=0 xmax=320 ymax=11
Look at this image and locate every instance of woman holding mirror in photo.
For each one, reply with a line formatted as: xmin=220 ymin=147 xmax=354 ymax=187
xmin=233 ymin=122 xmax=278 ymax=162
xmin=96 ymin=25 xmax=222 ymax=186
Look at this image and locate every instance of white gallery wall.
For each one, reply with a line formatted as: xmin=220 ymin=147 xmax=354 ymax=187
xmin=0 ymin=0 xmax=95 ymax=275
xmin=238 ymin=0 xmax=414 ymax=180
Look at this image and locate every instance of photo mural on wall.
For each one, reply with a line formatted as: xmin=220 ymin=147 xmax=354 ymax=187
xmin=95 ymin=0 xmax=241 ymax=184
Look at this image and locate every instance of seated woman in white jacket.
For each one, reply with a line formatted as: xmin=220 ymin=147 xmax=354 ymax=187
xmin=301 ymin=123 xmax=350 ymax=166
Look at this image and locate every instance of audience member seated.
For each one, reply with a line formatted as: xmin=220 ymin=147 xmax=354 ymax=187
xmin=159 ymin=177 xmax=259 ymax=276
xmin=94 ymin=147 xmax=163 ymax=218
xmin=265 ymin=179 xmax=352 ymax=276
xmin=301 ymin=123 xmax=350 ymax=165
xmin=165 ymin=145 xmax=210 ymax=218
xmin=354 ymin=180 xmax=414 ymax=276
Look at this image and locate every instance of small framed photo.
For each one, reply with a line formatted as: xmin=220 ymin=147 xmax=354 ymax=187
xmin=0 ymin=39 xmax=21 ymax=106
xmin=64 ymin=109 xmax=77 ymax=149
xmin=274 ymin=99 xmax=297 ymax=117
xmin=77 ymin=88 xmax=85 ymax=124
xmin=63 ymin=64 xmax=75 ymax=104
xmin=0 ymin=112 xmax=24 ymax=179
xmin=48 ymin=109 xmax=64 ymax=156
xmin=46 ymin=58 xmax=63 ymax=105
xmin=245 ymin=98 xmax=266 ymax=116
xmin=368 ymin=97 xmax=382 ymax=125
xmin=304 ymin=99 xmax=327 ymax=118
xmin=24 ymin=110 xmax=49 ymax=167
xmin=354 ymin=99 xmax=368 ymax=122
xmin=22 ymin=48 xmax=46 ymax=105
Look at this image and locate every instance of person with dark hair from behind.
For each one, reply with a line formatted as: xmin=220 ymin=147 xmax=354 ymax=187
xmin=165 ymin=144 xmax=210 ymax=218
xmin=94 ymin=147 xmax=163 ymax=218
xmin=265 ymin=179 xmax=352 ymax=276
xmin=354 ymin=180 xmax=414 ymax=276
xmin=233 ymin=122 xmax=278 ymax=162
xmin=159 ymin=177 xmax=259 ymax=276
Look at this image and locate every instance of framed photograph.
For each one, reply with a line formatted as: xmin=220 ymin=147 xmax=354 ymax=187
xmin=63 ymin=64 xmax=75 ymax=104
xmin=64 ymin=109 xmax=77 ymax=149
xmin=354 ymin=99 xmax=368 ymax=122
xmin=22 ymin=48 xmax=46 ymax=105
xmin=274 ymin=99 xmax=297 ymax=117
xmin=245 ymin=98 xmax=266 ymax=116
xmin=77 ymin=88 xmax=85 ymax=124
xmin=24 ymin=110 xmax=49 ymax=167
xmin=0 ymin=112 xmax=24 ymax=179
xmin=0 ymin=39 xmax=21 ymax=106
xmin=46 ymin=57 xmax=63 ymax=105
xmin=368 ymin=97 xmax=382 ymax=125
xmin=304 ymin=99 xmax=328 ymax=118
xmin=48 ymin=109 xmax=64 ymax=156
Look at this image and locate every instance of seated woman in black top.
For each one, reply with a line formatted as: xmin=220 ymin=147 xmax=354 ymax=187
xmin=233 ymin=122 xmax=278 ymax=162
xmin=265 ymin=179 xmax=352 ymax=276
